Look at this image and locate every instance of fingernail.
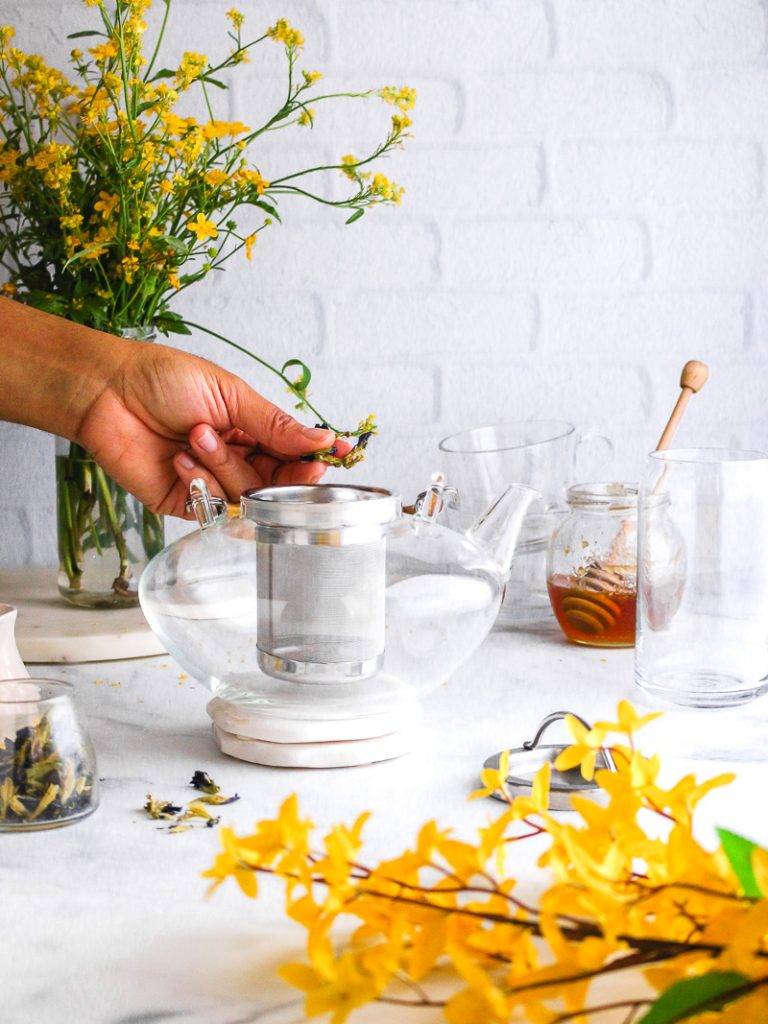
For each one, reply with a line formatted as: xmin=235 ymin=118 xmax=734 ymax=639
xmin=197 ymin=428 xmax=218 ymax=453
xmin=302 ymin=426 xmax=333 ymax=441
xmin=177 ymin=452 xmax=195 ymax=470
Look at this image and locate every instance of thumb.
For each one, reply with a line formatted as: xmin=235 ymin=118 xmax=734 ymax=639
xmin=228 ymin=377 xmax=335 ymax=457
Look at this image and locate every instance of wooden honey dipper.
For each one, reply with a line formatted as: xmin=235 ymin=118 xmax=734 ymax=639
xmin=561 ymin=360 xmax=709 ymax=638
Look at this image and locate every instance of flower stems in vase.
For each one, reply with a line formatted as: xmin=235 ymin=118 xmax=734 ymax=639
xmin=56 ymin=440 xmax=164 ymax=608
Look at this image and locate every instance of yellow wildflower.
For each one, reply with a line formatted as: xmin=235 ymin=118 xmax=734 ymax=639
xmin=1 ymin=282 xmax=17 ymax=295
xmin=0 ymin=147 xmax=20 ymax=183
xmin=94 ymin=190 xmax=119 ymax=219
xmin=81 ymin=226 xmax=111 ymax=260
xmin=380 ymin=85 xmax=417 ymax=111
xmin=29 ymin=141 xmax=74 ymax=193
xmin=118 ymin=255 xmax=140 ymax=283
xmin=159 ymin=111 xmax=191 ymax=137
xmin=102 ymin=72 xmax=122 ymax=93
xmin=226 ymin=7 xmax=244 ymax=30
xmin=168 ymin=273 xmax=181 ymax=289
xmin=88 ymin=40 xmax=118 ymax=63
xmin=340 ymin=154 xmax=358 ymax=181
xmin=204 ymin=169 xmax=228 ymax=187
xmin=186 ymin=212 xmax=218 ymax=242
xmin=302 ymin=70 xmax=322 ymax=86
xmin=244 ymin=233 xmax=256 ymax=260
xmin=298 ymin=107 xmax=315 ymax=127
xmin=391 ymin=112 xmax=412 ymax=134
xmin=267 ymin=19 xmax=304 ymax=49
xmin=159 ymin=179 xmax=174 ymax=194
xmin=234 ymin=168 xmax=269 ymax=194
xmin=370 ymin=172 xmax=404 ymax=204
xmin=175 ymin=51 xmax=207 ymax=90
xmin=82 ymin=0 xmax=103 ymax=6
xmin=60 ymin=213 xmax=84 ymax=231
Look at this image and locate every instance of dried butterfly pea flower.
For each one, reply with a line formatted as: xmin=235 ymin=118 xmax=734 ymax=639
xmin=144 ymin=772 xmax=238 ymax=833
xmin=196 ymin=792 xmax=240 ymax=806
xmin=144 ymin=794 xmax=183 ymax=820
xmin=0 ymin=714 xmax=96 ymax=828
xmin=190 ymin=770 xmax=220 ymax=794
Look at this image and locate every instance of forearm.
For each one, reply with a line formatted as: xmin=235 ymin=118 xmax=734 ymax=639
xmin=0 ymin=297 xmax=129 ymax=441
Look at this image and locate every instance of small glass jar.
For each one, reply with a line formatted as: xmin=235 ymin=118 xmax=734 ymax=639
xmin=547 ymin=483 xmax=641 ymax=648
xmin=0 ymin=679 xmax=98 ymax=830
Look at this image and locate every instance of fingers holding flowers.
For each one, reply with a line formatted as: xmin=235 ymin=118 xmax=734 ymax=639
xmin=173 ymin=423 xmax=354 ymax=506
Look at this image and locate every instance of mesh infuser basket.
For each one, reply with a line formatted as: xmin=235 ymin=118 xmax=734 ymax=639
xmin=241 ymin=485 xmax=399 ymax=682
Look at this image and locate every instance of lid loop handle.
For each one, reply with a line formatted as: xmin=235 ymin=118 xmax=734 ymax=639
xmin=188 ymin=478 xmax=227 ymax=529
xmin=413 ymin=472 xmax=458 ymax=522
xmin=522 ymin=711 xmax=616 ymax=773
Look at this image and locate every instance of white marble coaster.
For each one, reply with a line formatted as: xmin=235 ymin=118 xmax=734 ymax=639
xmin=212 ymin=722 xmax=420 ymax=768
xmin=0 ymin=567 xmax=165 ymax=663
xmin=207 ymin=692 xmax=420 ymax=743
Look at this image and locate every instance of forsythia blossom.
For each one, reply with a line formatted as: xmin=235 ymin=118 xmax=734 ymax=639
xmin=205 ymin=701 xmax=768 ymax=1024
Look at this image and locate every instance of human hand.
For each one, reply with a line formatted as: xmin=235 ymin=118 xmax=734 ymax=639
xmin=173 ymin=421 xmax=353 ymax=504
xmin=77 ymin=339 xmax=345 ymax=517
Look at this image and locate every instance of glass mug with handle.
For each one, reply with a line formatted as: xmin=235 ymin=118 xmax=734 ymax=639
xmin=438 ymin=420 xmax=613 ymax=626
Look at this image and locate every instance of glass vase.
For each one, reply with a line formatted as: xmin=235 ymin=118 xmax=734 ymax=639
xmin=55 ymin=326 xmax=164 ymax=608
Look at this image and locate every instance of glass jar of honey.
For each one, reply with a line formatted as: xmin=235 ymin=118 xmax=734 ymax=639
xmin=547 ymin=483 xmax=642 ymax=648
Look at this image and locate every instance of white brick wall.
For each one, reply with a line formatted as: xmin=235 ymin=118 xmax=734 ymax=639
xmin=2 ymin=0 xmax=768 ymax=567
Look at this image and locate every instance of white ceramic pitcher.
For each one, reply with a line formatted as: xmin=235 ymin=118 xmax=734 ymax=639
xmin=0 ymin=604 xmax=29 ymax=679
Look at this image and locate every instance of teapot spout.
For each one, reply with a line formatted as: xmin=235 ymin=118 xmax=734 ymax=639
xmin=466 ymin=484 xmax=540 ymax=577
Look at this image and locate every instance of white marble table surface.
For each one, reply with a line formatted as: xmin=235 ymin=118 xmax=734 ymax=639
xmin=4 ymin=621 xmax=768 ymax=1024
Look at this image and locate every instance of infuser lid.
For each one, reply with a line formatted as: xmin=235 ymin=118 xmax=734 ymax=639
xmin=483 ymin=711 xmax=616 ymax=811
xmin=241 ymin=484 xmax=400 ymax=530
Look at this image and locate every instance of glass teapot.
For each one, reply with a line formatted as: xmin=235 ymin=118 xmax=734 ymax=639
xmin=139 ymin=474 xmax=538 ymax=767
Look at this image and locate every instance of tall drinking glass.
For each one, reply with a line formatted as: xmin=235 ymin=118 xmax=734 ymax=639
xmin=635 ymin=448 xmax=768 ymax=708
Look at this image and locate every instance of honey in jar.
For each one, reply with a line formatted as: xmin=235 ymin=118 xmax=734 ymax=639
xmin=547 ymin=483 xmax=640 ymax=648
xmin=547 ymin=569 xmax=636 ymax=647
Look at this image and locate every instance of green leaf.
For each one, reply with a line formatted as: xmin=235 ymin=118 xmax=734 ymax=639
xmin=155 ymin=313 xmax=192 ymax=336
xmin=62 ymin=241 xmax=112 ymax=269
xmin=25 ymin=292 xmax=68 ymax=316
xmin=255 ymin=200 xmax=281 ymax=223
xmin=717 ymin=827 xmax=763 ymax=898
xmin=638 ymin=972 xmax=751 ymax=1024
xmin=345 ymin=208 xmax=365 ymax=225
xmin=201 ymin=76 xmax=227 ymax=90
xmin=281 ymin=359 xmax=311 ymax=391
xmin=66 ymin=30 xmax=105 ymax=40
xmin=161 ymin=236 xmax=191 ymax=256
xmin=150 ymin=69 xmax=176 ymax=82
